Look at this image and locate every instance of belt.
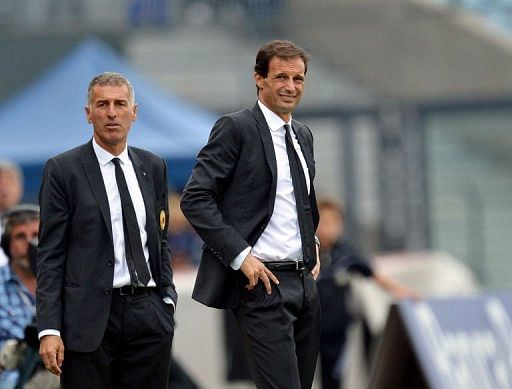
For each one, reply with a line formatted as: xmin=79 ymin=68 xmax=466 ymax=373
xmin=264 ymin=260 xmax=305 ymax=271
xmin=113 ymin=286 xmax=152 ymax=296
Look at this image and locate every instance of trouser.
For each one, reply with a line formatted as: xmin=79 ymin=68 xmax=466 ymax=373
xmin=61 ymin=289 xmax=174 ymax=389
xmin=233 ymin=269 xmax=321 ymax=389
xmin=319 ymin=336 xmax=346 ymax=389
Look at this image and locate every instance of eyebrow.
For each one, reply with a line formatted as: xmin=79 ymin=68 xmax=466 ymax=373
xmin=273 ymin=72 xmax=304 ymax=79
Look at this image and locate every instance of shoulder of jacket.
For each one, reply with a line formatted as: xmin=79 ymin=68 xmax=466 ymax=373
xmin=129 ymin=146 xmax=160 ymax=160
xmin=49 ymin=142 xmax=88 ymax=164
xmin=221 ymin=107 xmax=253 ymax=123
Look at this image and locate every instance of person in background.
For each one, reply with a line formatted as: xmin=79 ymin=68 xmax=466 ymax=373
xmin=181 ymin=40 xmax=321 ymax=389
xmin=166 ymin=196 xmax=201 ymax=389
xmin=36 ymin=72 xmax=176 ymax=388
xmin=316 ymin=198 xmax=419 ymax=389
xmin=0 ymin=205 xmax=59 ymax=389
xmin=167 ymin=192 xmax=202 ymax=271
xmin=0 ymin=162 xmax=24 ymax=268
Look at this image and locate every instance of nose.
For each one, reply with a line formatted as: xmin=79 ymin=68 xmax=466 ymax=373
xmin=107 ymin=103 xmax=116 ymax=118
xmin=284 ymin=78 xmax=295 ymax=92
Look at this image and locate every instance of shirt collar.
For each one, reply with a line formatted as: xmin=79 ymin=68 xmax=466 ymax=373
xmin=92 ymin=137 xmax=130 ymax=167
xmin=258 ymin=100 xmax=292 ymax=132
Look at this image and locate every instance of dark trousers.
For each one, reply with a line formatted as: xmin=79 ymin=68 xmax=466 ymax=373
xmin=319 ymin=336 xmax=345 ymax=389
xmin=233 ymin=269 xmax=321 ymax=389
xmin=61 ymin=289 xmax=174 ymax=389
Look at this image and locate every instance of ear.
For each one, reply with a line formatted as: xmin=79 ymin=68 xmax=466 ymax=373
xmin=254 ymin=72 xmax=264 ymax=91
xmin=132 ymin=104 xmax=138 ymax=122
xmin=85 ymin=106 xmax=92 ymax=123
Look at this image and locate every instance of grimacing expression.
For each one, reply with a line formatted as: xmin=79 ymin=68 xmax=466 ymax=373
xmin=85 ymin=84 xmax=137 ymax=154
xmin=255 ymin=56 xmax=305 ymax=121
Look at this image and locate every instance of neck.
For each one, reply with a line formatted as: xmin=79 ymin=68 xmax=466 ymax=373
xmin=278 ymin=112 xmax=291 ymax=122
xmin=12 ymin=265 xmax=36 ymax=295
xmin=320 ymin=240 xmax=337 ymax=252
xmin=94 ymin=136 xmax=126 ymax=156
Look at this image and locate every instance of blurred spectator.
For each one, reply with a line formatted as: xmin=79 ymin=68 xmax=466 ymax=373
xmin=129 ymin=0 xmax=170 ymax=27
xmin=0 ymin=162 xmax=23 ymax=268
xmin=168 ymin=357 xmax=200 ymax=389
xmin=167 ymin=192 xmax=202 ymax=271
xmin=316 ymin=198 xmax=419 ymax=389
xmin=0 ymin=204 xmax=58 ymax=389
xmin=166 ymin=193 xmax=202 ymax=389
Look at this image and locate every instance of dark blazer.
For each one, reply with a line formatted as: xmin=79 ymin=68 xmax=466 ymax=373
xmin=181 ymin=103 xmax=319 ymax=309
xmin=36 ymin=140 xmax=176 ymax=353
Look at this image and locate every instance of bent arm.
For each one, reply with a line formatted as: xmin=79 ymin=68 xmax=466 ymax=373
xmin=159 ymin=159 xmax=177 ymax=306
xmin=180 ymin=116 xmax=249 ymax=267
xmin=373 ymin=272 xmax=421 ymax=300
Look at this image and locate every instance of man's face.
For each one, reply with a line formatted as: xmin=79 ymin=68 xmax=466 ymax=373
xmin=9 ymin=220 xmax=39 ymax=268
xmin=316 ymin=208 xmax=344 ymax=249
xmin=254 ymin=56 xmax=305 ymax=121
xmin=85 ymin=84 xmax=137 ymax=155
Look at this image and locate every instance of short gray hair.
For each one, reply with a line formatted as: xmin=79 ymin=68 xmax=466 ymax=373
xmin=87 ymin=72 xmax=135 ymax=105
xmin=0 ymin=160 xmax=23 ymax=186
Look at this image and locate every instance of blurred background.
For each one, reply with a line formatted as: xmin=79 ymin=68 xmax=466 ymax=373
xmin=1 ymin=0 xmax=512 ymax=388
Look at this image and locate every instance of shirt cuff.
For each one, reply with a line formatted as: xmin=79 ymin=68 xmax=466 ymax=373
xmin=230 ymin=246 xmax=251 ymax=270
xmin=38 ymin=329 xmax=61 ymax=340
xmin=163 ymin=296 xmax=176 ymax=311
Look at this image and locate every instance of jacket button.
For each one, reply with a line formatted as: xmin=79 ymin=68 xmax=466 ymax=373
xmin=107 ymin=261 xmax=113 ymax=267
xmin=104 ymin=288 xmax=111 ymax=295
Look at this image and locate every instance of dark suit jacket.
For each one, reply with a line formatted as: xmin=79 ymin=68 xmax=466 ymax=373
xmin=36 ymin=140 xmax=177 ymax=352
xmin=181 ymin=103 xmax=319 ymax=309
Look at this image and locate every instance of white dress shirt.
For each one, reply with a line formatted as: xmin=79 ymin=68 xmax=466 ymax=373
xmin=92 ymin=138 xmax=155 ymax=288
xmin=231 ymin=100 xmax=310 ymax=269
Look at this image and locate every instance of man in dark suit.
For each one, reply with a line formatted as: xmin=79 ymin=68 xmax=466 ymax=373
xmin=181 ymin=40 xmax=321 ymax=389
xmin=36 ymin=72 xmax=177 ymax=389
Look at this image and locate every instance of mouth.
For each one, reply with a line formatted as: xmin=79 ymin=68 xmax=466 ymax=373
xmin=279 ymin=93 xmax=297 ymax=101
xmin=105 ymin=123 xmax=120 ymax=129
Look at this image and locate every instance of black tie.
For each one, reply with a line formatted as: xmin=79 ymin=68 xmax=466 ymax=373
xmin=284 ymin=124 xmax=316 ymax=270
xmin=112 ymin=158 xmax=151 ymax=286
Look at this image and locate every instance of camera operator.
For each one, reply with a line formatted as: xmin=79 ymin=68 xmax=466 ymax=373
xmin=0 ymin=205 xmax=56 ymax=389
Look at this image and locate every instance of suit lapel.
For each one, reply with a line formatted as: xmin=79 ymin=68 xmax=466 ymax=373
xmin=292 ymin=120 xmax=315 ymax=178
xmin=129 ymin=148 xmax=158 ymax=278
xmin=291 ymin=121 xmax=319 ymax=227
xmin=251 ymin=103 xmax=278 ymax=215
xmin=81 ymin=141 xmax=113 ymax=241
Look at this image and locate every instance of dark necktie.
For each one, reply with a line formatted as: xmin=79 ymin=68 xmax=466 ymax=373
xmin=284 ymin=124 xmax=316 ymax=270
xmin=112 ymin=158 xmax=151 ymax=286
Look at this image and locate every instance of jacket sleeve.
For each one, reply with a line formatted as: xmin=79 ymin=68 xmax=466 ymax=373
xmin=180 ymin=115 xmax=249 ymax=267
xmin=36 ymin=158 xmax=69 ymax=333
xmin=159 ymin=158 xmax=178 ymax=304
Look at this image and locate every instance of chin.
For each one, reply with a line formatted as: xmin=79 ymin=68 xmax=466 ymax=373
xmin=280 ymin=102 xmax=297 ymax=110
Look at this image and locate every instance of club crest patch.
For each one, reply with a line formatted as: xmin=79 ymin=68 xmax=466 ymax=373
xmin=159 ymin=210 xmax=166 ymax=231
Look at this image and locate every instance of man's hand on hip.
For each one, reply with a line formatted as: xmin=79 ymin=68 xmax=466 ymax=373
xmin=311 ymin=244 xmax=321 ymax=280
xmin=240 ymin=253 xmax=279 ymax=294
xmin=39 ymin=335 xmax=64 ymax=376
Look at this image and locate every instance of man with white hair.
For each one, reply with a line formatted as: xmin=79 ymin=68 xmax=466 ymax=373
xmin=0 ymin=161 xmax=23 ymax=267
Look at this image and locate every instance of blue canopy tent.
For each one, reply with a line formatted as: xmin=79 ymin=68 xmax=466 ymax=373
xmin=0 ymin=38 xmax=215 ymax=200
